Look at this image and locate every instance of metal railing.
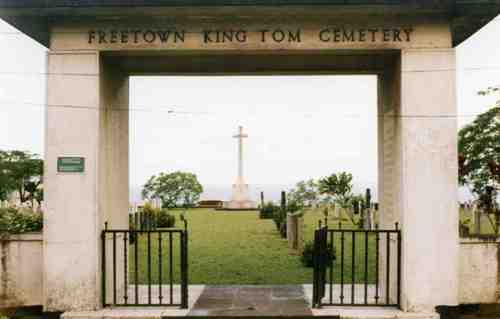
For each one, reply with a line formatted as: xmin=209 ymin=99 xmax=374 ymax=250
xmin=313 ymin=222 xmax=401 ymax=308
xmin=101 ymin=222 xmax=188 ymax=308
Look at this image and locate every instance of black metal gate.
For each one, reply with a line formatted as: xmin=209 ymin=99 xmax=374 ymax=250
xmin=101 ymin=221 xmax=189 ymax=308
xmin=312 ymin=222 xmax=401 ymax=308
xmin=312 ymin=224 xmax=328 ymax=308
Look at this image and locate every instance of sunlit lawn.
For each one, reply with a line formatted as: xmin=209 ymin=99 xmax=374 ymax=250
xmin=129 ymin=208 xmax=379 ymax=285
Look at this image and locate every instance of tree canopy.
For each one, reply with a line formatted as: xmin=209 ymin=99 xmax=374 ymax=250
xmin=458 ymin=106 xmax=500 ymax=197
xmin=458 ymin=101 xmax=499 ymax=233
xmin=318 ymin=172 xmax=353 ymax=208
xmin=0 ymin=150 xmax=43 ymax=205
xmin=287 ymin=179 xmax=319 ymax=209
xmin=142 ymin=171 xmax=203 ymax=208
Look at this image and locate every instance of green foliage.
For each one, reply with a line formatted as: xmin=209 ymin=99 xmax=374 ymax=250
xmin=458 ymin=106 xmax=500 ymax=197
xmin=0 ymin=207 xmax=43 ymax=234
xmin=142 ymin=171 xmax=203 ymax=208
xmin=287 ymin=200 xmax=302 ymax=214
xmin=135 ymin=204 xmax=176 ymax=230
xmin=458 ymin=92 xmax=500 ymax=234
xmin=300 ymin=240 xmax=336 ymax=268
xmin=318 ymin=172 xmax=354 ymax=208
xmin=0 ymin=150 xmax=43 ymax=204
xmin=350 ymin=194 xmax=364 ymax=215
xmin=141 ymin=202 xmax=157 ymax=217
xmin=157 ymin=209 xmax=176 ymax=228
xmin=136 ymin=203 xmax=159 ymax=230
xmin=318 ymin=172 xmax=353 ymax=218
xmin=273 ymin=207 xmax=284 ymax=231
xmin=129 ymin=219 xmax=137 ymax=244
xmin=259 ymin=202 xmax=279 ymax=219
xmin=287 ymin=179 xmax=319 ymax=209
xmin=279 ymin=221 xmax=287 ymax=238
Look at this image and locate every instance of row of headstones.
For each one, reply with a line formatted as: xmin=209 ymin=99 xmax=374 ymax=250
xmin=260 ymin=189 xmax=378 ymax=254
xmin=0 ymin=200 xmax=43 ymax=212
xmin=460 ymin=202 xmax=484 ymax=235
xmin=259 ymin=189 xmax=379 ymax=231
xmin=342 ymin=189 xmax=379 ymax=231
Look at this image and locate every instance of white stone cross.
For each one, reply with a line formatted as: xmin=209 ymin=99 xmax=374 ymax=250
xmin=233 ymin=125 xmax=248 ymax=182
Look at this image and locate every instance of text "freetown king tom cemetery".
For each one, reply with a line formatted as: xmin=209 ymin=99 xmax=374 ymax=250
xmin=88 ymin=28 xmax=414 ymax=44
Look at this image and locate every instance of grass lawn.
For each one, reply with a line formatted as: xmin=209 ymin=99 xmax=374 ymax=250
xmin=129 ymin=208 xmax=380 ymax=285
xmin=459 ymin=208 xmax=498 ymax=235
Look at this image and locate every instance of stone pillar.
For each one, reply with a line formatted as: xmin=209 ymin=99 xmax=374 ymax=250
xmin=378 ymin=56 xmax=402 ymax=308
xmin=379 ymin=49 xmax=459 ymax=313
xmin=398 ymin=49 xmax=459 ymax=312
xmin=44 ymin=51 xmax=129 ymax=312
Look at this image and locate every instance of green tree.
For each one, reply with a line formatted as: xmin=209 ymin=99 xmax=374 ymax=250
xmin=0 ymin=150 xmax=43 ymax=205
xmin=318 ymin=172 xmax=353 ymax=207
xmin=318 ymin=172 xmax=356 ymax=223
xmin=458 ymin=104 xmax=500 ymax=233
xmin=142 ymin=171 xmax=203 ymax=208
xmin=287 ymin=179 xmax=319 ymax=209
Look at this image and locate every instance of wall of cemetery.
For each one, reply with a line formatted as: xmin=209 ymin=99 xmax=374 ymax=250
xmin=459 ymin=238 xmax=500 ymax=304
xmin=0 ymin=233 xmax=43 ymax=308
xmin=1 ymin=231 xmax=500 ymax=308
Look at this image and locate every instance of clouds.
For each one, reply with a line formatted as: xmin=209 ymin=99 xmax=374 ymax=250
xmin=128 ymin=75 xmax=378 ymax=189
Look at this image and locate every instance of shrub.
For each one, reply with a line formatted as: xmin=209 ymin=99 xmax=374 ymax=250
xmin=259 ymin=202 xmax=278 ymax=219
xmin=273 ymin=207 xmax=286 ymax=231
xmin=129 ymin=220 xmax=137 ymax=245
xmin=279 ymin=221 xmax=287 ymax=238
xmin=157 ymin=209 xmax=176 ymax=228
xmin=140 ymin=203 xmax=158 ymax=230
xmin=0 ymin=207 xmax=43 ymax=234
xmin=300 ymin=241 xmax=336 ymax=268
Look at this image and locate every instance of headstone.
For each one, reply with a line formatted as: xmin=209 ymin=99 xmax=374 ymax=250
xmin=287 ymin=214 xmax=295 ymax=248
xmin=369 ymin=203 xmax=375 ymax=230
xmin=280 ymin=191 xmax=286 ymax=211
xmin=345 ymin=207 xmax=354 ymax=223
xmin=297 ymin=216 xmax=304 ymax=253
xmin=286 ymin=213 xmax=304 ymax=254
xmin=364 ymin=189 xmax=372 ymax=230
xmin=473 ymin=203 xmax=481 ymax=235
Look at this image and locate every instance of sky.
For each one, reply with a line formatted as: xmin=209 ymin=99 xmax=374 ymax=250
xmin=1 ymin=17 xmax=499 ymax=202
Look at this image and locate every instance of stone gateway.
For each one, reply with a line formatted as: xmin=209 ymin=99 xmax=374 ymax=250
xmin=1 ymin=1 xmax=499 ymax=318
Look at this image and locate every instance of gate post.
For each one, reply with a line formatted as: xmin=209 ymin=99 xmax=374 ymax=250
xmin=180 ymin=228 xmax=189 ymax=309
xmin=312 ymin=224 xmax=328 ymax=308
xmin=44 ymin=51 xmax=129 ymax=312
xmin=312 ymin=228 xmax=319 ymax=308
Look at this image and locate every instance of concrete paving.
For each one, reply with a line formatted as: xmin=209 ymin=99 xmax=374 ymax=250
xmin=302 ymin=285 xmax=438 ymax=319
xmin=62 ymin=285 xmax=204 ymax=319
xmin=188 ymin=285 xmax=313 ymax=317
xmin=62 ymin=285 xmax=441 ymax=319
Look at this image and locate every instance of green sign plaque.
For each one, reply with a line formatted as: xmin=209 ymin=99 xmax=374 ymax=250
xmin=57 ymin=157 xmax=85 ymax=173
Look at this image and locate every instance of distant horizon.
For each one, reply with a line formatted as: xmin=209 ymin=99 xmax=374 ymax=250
xmin=129 ymin=182 xmax=475 ymax=205
xmin=0 ymin=17 xmax=498 ymax=209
